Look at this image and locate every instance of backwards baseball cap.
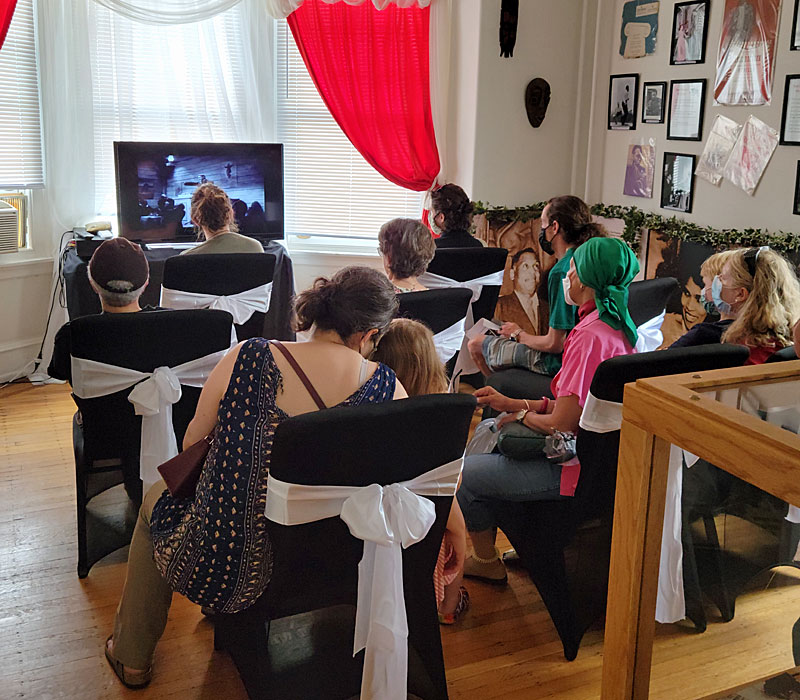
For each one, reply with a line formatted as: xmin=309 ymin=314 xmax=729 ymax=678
xmin=88 ymin=238 xmax=149 ymax=294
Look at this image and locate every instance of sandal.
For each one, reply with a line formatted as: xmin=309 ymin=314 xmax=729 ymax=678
xmin=438 ymin=586 xmax=470 ymax=625
xmin=104 ymin=636 xmax=152 ymax=689
xmin=463 ymin=551 xmax=508 ymax=585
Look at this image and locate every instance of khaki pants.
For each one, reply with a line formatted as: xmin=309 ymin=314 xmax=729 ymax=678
xmin=112 ymin=480 xmax=174 ymax=669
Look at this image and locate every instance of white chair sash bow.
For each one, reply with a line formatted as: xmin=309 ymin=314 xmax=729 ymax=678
xmin=160 ymin=282 xmax=273 ymax=325
xmin=71 ymin=348 xmax=230 ymax=488
xmin=417 ymin=269 xmax=504 ymax=309
xmin=265 ymin=457 xmax=463 ymax=700
xmin=634 ymin=310 xmax=666 ymax=353
xmin=432 ymin=317 xmax=466 ymax=363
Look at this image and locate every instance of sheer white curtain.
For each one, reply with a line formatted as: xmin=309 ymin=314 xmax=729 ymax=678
xmin=265 ymin=0 xmax=431 ymax=19
xmin=37 ymin=0 xmax=275 ymax=220
xmin=91 ymin=0 xmax=244 ymax=25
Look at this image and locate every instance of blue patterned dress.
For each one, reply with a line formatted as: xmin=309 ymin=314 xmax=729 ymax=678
xmin=150 ymin=338 xmax=397 ymax=613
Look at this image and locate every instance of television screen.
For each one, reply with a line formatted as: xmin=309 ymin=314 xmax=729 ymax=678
xmin=114 ymin=141 xmax=284 ymax=242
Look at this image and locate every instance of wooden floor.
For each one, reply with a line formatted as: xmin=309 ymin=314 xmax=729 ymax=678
xmin=1 ymin=382 xmax=798 ymax=699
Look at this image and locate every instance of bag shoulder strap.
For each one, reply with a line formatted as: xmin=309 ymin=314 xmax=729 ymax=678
xmin=269 ymin=340 xmax=327 ymax=410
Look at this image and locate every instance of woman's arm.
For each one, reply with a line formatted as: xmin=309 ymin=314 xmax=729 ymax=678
xmin=183 ymin=342 xmax=244 ymax=449
xmin=498 ymin=323 xmax=567 ymax=354
xmin=474 ymin=386 xmax=545 ymax=414
xmin=443 ymin=498 xmax=466 ymax=576
xmin=495 ymin=393 xmax=581 ymax=435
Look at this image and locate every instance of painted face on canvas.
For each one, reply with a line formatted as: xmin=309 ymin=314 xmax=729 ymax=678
xmin=681 ymin=277 xmax=706 ymax=327
xmin=511 ymin=252 xmax=540 ymax=297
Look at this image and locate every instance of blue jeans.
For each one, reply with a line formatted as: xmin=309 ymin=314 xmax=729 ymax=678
xmin=457 ymin=453 xmax=565 ymax=532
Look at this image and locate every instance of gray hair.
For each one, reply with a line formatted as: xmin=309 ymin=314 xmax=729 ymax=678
xmin=88 ymin=273 xmax=146 ymax=307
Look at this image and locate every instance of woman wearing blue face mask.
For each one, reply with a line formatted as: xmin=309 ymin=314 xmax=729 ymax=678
xmin=670 ymin=250 xmax=738 ymax=348
xmin=467 ymin=195 xmax=605 ymax=378
xmin=458 ymin=237 xmax=640 ymax=583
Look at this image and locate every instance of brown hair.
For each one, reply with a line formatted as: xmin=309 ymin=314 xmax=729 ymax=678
xmin=373 ymin=318 xmax=448 ymax=396
xmin=721 ymin=248 xmax=800 ymax=348
xmin=191 ymin=183 xmax=235 ymax=235
xmin=378 ymin=218 xmax=436 ymax=279
xmin=430 ymin=183 xmax=473 ymax=233
xmin=294 ymin=266 xmax=398 ymax=340
xmin=546 ymin=195 xmax=606 ymax=246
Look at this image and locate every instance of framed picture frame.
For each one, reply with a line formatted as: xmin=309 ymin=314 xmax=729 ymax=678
xmin=792 ymin=0 xmax=800 ymax=51
xmin=608 ymin=74 xmax=639 ymax=130
xmin=794 ymin=162 xmax=800 ymax=215
xmin=667 ymin=78 xmax=706 ymax=141
xmin=670 ymin=0 xmax=710 ymax=65
xmin=780 ymin=74 xmax=800 ymax=145
xmin=661 ymin=152 xmax=696 ymax=213
xmin=642 ymin=81 xmax=667 ymax=124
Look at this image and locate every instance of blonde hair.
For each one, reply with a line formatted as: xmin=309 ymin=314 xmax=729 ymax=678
xmin=373 ymin=318 xmax=448 ymax=396
xmin=700 ymin=249 xmax=737 ymax=280
xmin=721 ymin=248 xmax=800 ymax=348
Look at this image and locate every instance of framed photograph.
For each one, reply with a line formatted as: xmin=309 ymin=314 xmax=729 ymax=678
xmin=780 ymin=74 xmax=800 ymax=145
xmin=792 ymin=0 xmax=800 ymax=50
xmin=608 ymin=74 xmax=639 ymax=130
xmin=642 ymin=81 xmax=667 ymax=124
xmin=667 ymin=78 xmax=706 ymax=141
xmin=794 ymin=162 xmax=800 ymax=215
xmin=670 ymin=1 xmax=709 ymax=65
xmin=661 ymin=152 xmax=696 ymax=213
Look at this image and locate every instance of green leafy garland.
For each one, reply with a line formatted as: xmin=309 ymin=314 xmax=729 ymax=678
xmin=472 ymin=201 xmax=800 ymax=255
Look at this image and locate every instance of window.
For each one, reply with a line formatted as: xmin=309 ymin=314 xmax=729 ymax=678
xmin=0 ymin=0 xmax=44 ymax=190
xmin=87 ymin=3 xmax=264 ymax=215
xmin=276 ymin=21 xmax=423 ymax=249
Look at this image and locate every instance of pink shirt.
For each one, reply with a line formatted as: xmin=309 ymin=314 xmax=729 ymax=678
xmin=550 ymin=302 xmax=636 ymax=496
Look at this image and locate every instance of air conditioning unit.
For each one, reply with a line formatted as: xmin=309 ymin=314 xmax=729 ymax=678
xmin=0 ymin=201 xmax=21 ymax=254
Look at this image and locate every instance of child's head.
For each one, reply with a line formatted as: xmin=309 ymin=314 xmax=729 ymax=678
xmin=373 ymin=318 xmax=448 ymax=396
xmin=720 ymin=247 xmax=800 ymax=348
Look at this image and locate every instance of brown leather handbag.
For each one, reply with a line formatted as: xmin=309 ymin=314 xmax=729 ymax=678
xmin=157 ymin=433 xmax=214 ymax=499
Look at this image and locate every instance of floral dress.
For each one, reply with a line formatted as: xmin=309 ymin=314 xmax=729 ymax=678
xmin=150 ymin=338 xmax=396 ymax=613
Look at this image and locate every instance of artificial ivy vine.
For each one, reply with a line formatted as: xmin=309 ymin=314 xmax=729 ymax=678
xmin=472 ymin=201 xmax=800 ymax=255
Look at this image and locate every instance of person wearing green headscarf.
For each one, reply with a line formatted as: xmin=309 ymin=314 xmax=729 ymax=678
xmin=459 ymin=237 xmax=640 ymax=584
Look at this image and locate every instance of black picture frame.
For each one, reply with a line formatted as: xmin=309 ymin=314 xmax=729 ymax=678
xmin=661 ymin=152 xmax=696 ymax=213
xmin=667 ymin=78 xmax=706 ymax=141
xmin=642 ymin=81 xmax=667 ymax=124
xmin=794 ymin=162 xmax=800 ymax=215
xmin=670 ymin=0 xmax=710 ymax=65
xmin=608 ymin=73 xmax=639 ymax=130
xmin=780 ymin=74 xmax=800 ymax=146
xmin=792 ymin=0 xmax=800 ymax=51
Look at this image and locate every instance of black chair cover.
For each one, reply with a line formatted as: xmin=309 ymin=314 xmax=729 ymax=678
xmin=70 ymin=308 xmax=234 ymax=577
xmin=425 ymin=247 xmax=508 ymax=324
xmin=213 ymin=394 xmax=476 ymax=700
xmin=162 ymin=253 xmax=276 ymax=341
xmin=396 ymin=288 xmax=473 ymax=335
xmin=487 ymin=343 xmax=749 ymax=660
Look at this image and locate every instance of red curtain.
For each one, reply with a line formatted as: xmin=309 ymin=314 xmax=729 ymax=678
xmin=288 ymin=1 xmax=439 ymax=192
xmin=0 ymin=0 xmax=17 ymax=52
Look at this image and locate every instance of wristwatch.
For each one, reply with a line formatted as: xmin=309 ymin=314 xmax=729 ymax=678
xmin=510 ymin=329 xmax=522 ymax=341
xmin=515 ymin=409 xmax=527 ymax=423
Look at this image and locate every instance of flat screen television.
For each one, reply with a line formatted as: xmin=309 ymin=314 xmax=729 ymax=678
xmin=114 ymin=141 xmax=284 ymax=243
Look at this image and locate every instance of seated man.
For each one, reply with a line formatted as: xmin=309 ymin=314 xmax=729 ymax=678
xmin=48 ymin=238 xmax=153 ymax=382
xmin=467 ymin=196 xmax=604 ymax=378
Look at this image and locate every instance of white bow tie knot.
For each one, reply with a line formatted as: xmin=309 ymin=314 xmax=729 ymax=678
xmin=128 ymin=366 xmax=183 ymax=417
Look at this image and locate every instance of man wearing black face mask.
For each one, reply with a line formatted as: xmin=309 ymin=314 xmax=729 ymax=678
xmin=468 ymin=197 xmax=602 ymax=377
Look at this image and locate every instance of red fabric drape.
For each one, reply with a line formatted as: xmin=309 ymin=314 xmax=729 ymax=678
xmin=0 ymin=0 xmax=18 ymax=52
xmin=288 ymin=0 xmax=439 ymax=192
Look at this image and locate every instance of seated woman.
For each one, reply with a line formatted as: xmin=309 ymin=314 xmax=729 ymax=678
xmin=104 ymin=266 xmax=405 ymax=688
xmin=674 ymin=246 xmax=800 ymax=363
xmin=467 ymin=195 xmax=604 ymax=378
xmin=430 ymin=184 xmax=482 ymax=249
xmin=373 ymin=318 xmax=469 ymax=624
xmin=670 ymin=249 xmax=737 ymax=348
xmin=378 ymin=218 xmax=436 ymax=293
xmin=457 ymin=237 xmax=639 ymax=582
xmin=181 ymin=183 xmax=265 ymax=256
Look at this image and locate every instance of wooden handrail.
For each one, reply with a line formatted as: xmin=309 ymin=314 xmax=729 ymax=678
xmin=600 ymin=360 xmax=800 ymax=700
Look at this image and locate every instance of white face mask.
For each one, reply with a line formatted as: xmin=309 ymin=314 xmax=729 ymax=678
xmin=430 ymin=212 xmax=444 ymax=236
xmin=562 ymin=275 xmax=579 ymax=306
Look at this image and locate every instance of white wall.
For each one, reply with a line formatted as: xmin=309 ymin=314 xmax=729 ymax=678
xmin=596 ymin=0 xmax=800 ymax=232
xmin=457 ymin=0 xmax=592 ymax=206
